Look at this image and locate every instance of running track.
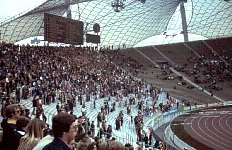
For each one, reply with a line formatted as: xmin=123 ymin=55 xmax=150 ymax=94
xmin=183 ymin=106 xmax=232 ymax=150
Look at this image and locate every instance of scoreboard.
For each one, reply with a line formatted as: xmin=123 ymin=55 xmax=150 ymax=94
xmin=86 ymin=34 xmax=100 ymax=44
xmin=44 ymin=13 xmax=83 ymax=45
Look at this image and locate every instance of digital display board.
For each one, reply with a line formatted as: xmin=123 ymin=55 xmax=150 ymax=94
xmin=44 ymin=13 xmax=83 ymax=45
xmin=86 ymin=34 xmax=100 ymax=44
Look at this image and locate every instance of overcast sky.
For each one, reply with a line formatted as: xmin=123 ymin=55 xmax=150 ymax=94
xmin=0 ymin=0 xmax=46 ymax=22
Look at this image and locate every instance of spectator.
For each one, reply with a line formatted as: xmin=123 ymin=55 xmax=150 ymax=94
xmin=87 ymin=142 xmax=97 ymax=150
xmin=42 ymin=113 xmax=77 ymax=150
xmin=33 ymin=128 xmax=54 ymax=150
xmin=17 ymin=118 xmax=46 ymax=150
xmin=12 ymin=116 xmax=31 ymax=150
xmin=1 ymin=104 xmax=20 ymax=150
xmin=125 ymin=143 xmax=134 ymax=150
xmin=56 ymin=103 xmax=60 ymax=114
xmin=94 ymin=136 xmax=100 ymax=149
xmin=75 ymin=124 xmax=85 ymax=142
xmin=154 ymin=140 xmax=165 ymax=150
xmin=25 ymin=108 xmax=31 ymax=119
xmin=111 ymin=137 xmax=116 ymax=141
xmin=98 ymin=140 xmax=126 ymax=150
xmin=76 ymin=133 xmax=89 ymax=150
xmin=78 ymin=143 xmax=88 ymax=150
xmin=19 ymin=105 xmax=26 ymax=116
xmin=143 ymin=134 xmax=149 ymax=148
xmin=68 ymin=139 xmax=77 ymax=150
xmin=87 ymin=131 xmax=94 ymax=145
xmin=106 ymin=125 xmax=112 ymax=139
xmin=90 ymin=121 xmax=95 ymax=138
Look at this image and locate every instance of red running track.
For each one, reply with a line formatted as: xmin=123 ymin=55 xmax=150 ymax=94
xmin=184 ymin=106 xmax=232 ymax=150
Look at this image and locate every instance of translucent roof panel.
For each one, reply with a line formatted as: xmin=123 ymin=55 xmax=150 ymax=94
xmin=1 ymin=0 xmax=232 ymax=46
xmin=0 ymin=0 xmax=71 ymax=43
xmin=187 ymin=0 xmax=232 ymax=39
xmin=72 ymin=0 xmax=180 ymax=47
xmin=133 ymin=0 xmax=232 ymax=46
xmin=0 ymin=0 xmax=180 ymax=45
xmin=0 ymin=8 xmax=67 ymax=43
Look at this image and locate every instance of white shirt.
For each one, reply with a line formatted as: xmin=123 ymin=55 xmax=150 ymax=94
xmin=32 ymin=135 xmax=54 ymax=150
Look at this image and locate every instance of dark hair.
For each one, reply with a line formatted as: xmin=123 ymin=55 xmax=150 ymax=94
xmin=111 ymin=137 xmax=116 ymax=141
xmin=19 ymin=105 xmax=26 ymax=115
xmin=80 ymin=132 xmax=88 ymax=140
xmin=87 ymin=130 xmax=92 ymax=136
xmin=16 ymin=116 xmax=31 ymax=130
xmin=5 ymin=104 xmax=19 ymax=118
xmin=77 ymin=125 xmax=84 ymax=134
xmin=43 ymin=127 xmax=53 ymax=137
xmin=98 ymin=140 xmax=127 ymax=150
xmin=52 ymin=113 xmax=75 ymax=138
xmin=125 ymin=143 xmax=132 ymax=147
xmin=94 ymin=136 xmax=100 ymax=142
xmin=87 ymin=142 xmax=96 ymax=150
xmin=78 ymin=142 xmax=88 ymax=150
xmin=125 ymin=143 xmax=134 ymax=150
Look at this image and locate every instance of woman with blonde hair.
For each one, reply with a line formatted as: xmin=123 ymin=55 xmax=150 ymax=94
xmin=17 ymin=118 xmax=46 ymax=150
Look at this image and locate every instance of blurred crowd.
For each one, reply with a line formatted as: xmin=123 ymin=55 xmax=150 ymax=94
xmin=0 ymin=42 xmax=175 ymax=150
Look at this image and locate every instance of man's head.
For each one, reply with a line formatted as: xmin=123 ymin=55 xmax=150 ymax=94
xmin=19 ymin=105 xmax=26 ymax=116
xmin=25 ymin=108 xmax=30 ymax=116
xmin=5 ymin=104 xmax=20 ymax=119
xmin=52 ymin=113 xmax=77 ymax=143
xmin=80 ymin=132 xmax=89 ymax=143
xmin=16 ymin=116 xmax=31 ymax=131
xmin=94 ymin=136 xmax=100 ymax=143
xmin=87 ymin=131 xmax=92 ymax=137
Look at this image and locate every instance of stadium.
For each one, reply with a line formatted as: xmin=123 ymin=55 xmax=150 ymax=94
xmin=0 ymin=0 xmax=232 ymax=149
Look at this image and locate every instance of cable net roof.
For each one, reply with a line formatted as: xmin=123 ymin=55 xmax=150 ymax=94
xmin=0 ymin=0 xmax=70 ymax=43
xmin=187 ymin=0 xmax=232 ymax=39
xmin=74 ymin=0 xmax=180 ymax=47
xmin=0 ymin=0 xmax=232 ymax=46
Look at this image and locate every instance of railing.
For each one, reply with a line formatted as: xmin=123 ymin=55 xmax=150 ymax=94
xmin=114 ymin=132 xmax=135 ymax=146
xmin=163 ymin=109 xmax=196 ymax=150
xmin=99 ymin=44 xmax=133 ymax=50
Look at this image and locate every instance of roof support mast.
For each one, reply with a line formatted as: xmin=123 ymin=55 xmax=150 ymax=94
xmin=65 ymin=0 xmax=72 ymax=19
xmin=180 ymin=0 xmax=189 ymax=42
xmin=67 ymin=5 xmax=72 ymax=19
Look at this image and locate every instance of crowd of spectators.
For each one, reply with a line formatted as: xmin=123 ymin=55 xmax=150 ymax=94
xmin=0 ymin=35 xmax=231 ymax=150
xmin=185 ymin=55 xmax=232 ymax=91
xmin=0 ymin=42 xmax=180 ymax=149
xmin=104 ymin=50 xmax=145 ymax=76
xmin=172 ymin=47 xmax=232 ymax=98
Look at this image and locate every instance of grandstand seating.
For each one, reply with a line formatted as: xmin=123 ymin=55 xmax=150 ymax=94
xmin=1 ymin=36 xmax=232 ymax=149
xmin=15 ymin=92 xmax=169 ymax=148
xmin=118 ymin=48 xmax=154 ymax=69
xmin=136 ymin=46 xmax=167 ymax=63
xmin=155 ymin=43 xmax=193 ymax=66
xmin=186 ymin=40 xmax=219 ymax=60
xmin=206 ymin=37 xmax=232 ymax=63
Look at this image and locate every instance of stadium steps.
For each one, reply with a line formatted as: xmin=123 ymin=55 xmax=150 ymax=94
xmin=17 ymin=91 xmax=168 ymax=148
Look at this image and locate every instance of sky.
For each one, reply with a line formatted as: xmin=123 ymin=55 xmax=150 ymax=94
xmin=0 ymin=0 xmax=46 ymax=22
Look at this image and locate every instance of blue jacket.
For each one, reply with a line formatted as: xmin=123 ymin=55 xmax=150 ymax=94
xmin=42 ymin=138 xmax=71 ymax=150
